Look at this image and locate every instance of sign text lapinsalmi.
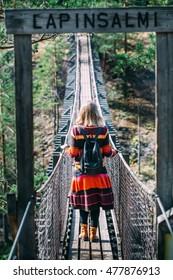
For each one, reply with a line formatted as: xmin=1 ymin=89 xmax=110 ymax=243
xmin=5 ymin=8 xmax=173 ymax=34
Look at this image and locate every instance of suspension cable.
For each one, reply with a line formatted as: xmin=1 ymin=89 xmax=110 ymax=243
xmin=8 ymin=194 xmax=35 ymax=260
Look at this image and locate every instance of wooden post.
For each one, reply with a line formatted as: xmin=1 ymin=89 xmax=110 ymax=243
xmin=156 ymin=33 xmax=173 ymax=259
xmin=7 ymin=194 xmax=17 ymax=242
xmin=14 ymin=35 xmax=36 ymax=259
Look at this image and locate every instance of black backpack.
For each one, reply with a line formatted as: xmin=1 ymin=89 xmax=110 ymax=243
xmin=79 ymin=126 xmax=103 ymax=175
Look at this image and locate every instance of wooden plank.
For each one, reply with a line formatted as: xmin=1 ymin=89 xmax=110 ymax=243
xmin=90 ymin=209 xmax=114 ymax=260
xmin=69 ymin=209 xmax=91 ymax=260
xmin=89 ymin=210 xmax=102 ymax=260
xmin=79 ymin=233 xmax=90 ymax=260
xmin=156 ymin=32 xmax=173 ymax=259
xmin=68 ymin=209 xmax=80 ymax=260
xmin=90 ymin=240 xmax=102 ymax=260
xmin=14 ymin=35 xmax=36 ymax=260
xmin=68 ymin=209 xmax=115 ymax=260
xmin=99 ymin=209 xmax=113 ymax=260
xmin=78 ymin=35 xmax=105 ymax=259
xmin=5 ymin=7 xmax=173 ymax=34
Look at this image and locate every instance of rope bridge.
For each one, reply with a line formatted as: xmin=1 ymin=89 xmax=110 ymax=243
xmin=36 ymin=34 xmax=157 ymax=260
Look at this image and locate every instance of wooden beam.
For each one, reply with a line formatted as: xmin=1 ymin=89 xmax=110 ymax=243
xmin=156 ymin=32 xmax=173 ymax=259
xmin=14 ymin=35 xmax=36 ymax=259
xmin=5 ymin=7 xmax=173 ymax=34
xmin=7 ymin=193 xmax=17 ymax=242
xmin=156 ymin=33 xmax=173 ymax=214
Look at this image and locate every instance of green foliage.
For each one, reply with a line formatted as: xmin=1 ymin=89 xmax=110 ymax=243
xmin=34 ymin=169 xmax=48 ymax=191
xmin=132 ymin=42 xmax=154 ymax=69
xmin=114 ymin=42 xmax=155 ymax=75
xmin=126 ymin=34 xmax=155 ymax=71
xmin=148 ymin=0 xmax=173 ymax=4
xmin=0 ymin=194 xmax=7 ymax=214
xmin=1 ymin=0 xmax=173 ymax=11
xmin=93 ymin=33 xmax=155 ymax=78
xmin=32 ymin=35 xmax=70 ymax=186
xmin=0 ymin=181 xmax=17 ymax=214
xmin=60 ymin=0 xmax=121 ymax=8
xmin=33 ymin=36 xmax=69 ymax=109
xmin=0 ymin=50 xmax=16 ymax=186
xmin=0 ymin=243 xmax=11 ymax=260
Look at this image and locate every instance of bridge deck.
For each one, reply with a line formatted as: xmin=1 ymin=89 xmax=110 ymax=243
xmin=65 ymin=35 xmax=114 ymax=260
xmin=68 ymin=208 xmax=114 ymax=260
xmin=63 ymin=34 xmax=116 ymax=260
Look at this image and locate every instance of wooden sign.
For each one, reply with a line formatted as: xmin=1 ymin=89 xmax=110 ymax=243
xmin=5 ymin=7 xmax=173 ymax=34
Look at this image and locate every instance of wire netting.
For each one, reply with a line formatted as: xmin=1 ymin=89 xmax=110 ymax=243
xmin=36 ymin=154 xmax=72 ymax=259
xmin=106 ymin=154 xmax=157 ymax=260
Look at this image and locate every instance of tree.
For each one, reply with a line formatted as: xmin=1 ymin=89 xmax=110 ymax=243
xmin=0 ymin=50 xmax=16 ymax=186
xmin=33 ymin=35 xmax=70 ymax=177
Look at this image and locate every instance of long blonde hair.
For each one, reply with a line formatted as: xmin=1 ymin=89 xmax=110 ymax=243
xmin=76 ymin=101 xmax=104 ymax=126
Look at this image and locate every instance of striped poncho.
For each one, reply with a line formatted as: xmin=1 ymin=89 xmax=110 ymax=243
xmin=66 ymin=125 xmax=117 ymax=211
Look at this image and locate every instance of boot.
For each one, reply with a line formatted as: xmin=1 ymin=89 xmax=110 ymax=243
xmin=90 ymin=226 xmax=99 ymax=242
xmin=79 ymin=224 xmax=88 ymax=241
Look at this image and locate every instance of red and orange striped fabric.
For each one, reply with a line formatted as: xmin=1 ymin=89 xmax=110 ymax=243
xmin=66 ymin=125 xmax=118 ymax=211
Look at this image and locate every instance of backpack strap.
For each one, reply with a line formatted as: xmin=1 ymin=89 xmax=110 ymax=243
xmin=79 ymin=126 xmax=101 ymax=141
xmin=79 ymin=126 xmax=88 ymax=142
xmin=94 ymin=127 xmax=101 ymax=140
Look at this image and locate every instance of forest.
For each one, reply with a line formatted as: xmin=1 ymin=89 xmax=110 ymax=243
xmin=0 ymin=0 xmax=172 ymax=259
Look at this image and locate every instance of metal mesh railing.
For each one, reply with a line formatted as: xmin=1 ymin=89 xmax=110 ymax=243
xmin=90 ymin=32 xmax=157 ymax=260
xmin=106 ymin=152 xmax=157 ymax=260
xmin=36 ymin=34 xmax=80 ymax=260
xmin=36 ymin=154 xmax=72 ymax=259
xmin=35 ymin=34 xmax=94 ymax=260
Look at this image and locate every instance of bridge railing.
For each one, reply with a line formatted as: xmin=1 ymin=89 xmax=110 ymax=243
xmin=36 ymin=34 xmax=80 ymax=260
xmin=89 ymin=34 xmax=157 ymax=260
xmin=36 ymin=153 xmax=72 ymax=259
xmin=106 ymin=151 xmax=157 ymax=260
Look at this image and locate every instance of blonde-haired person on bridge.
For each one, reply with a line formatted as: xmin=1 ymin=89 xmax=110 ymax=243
xmin=62 ymin=101 xmax=118 ymax=242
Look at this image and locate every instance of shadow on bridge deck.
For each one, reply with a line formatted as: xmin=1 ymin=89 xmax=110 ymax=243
xmin=59 ymin=203 xmax=121 ymax=260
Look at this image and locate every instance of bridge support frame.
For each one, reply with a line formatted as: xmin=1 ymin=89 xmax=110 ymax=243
xmin=5 ymin=7 xmax=173 ymax=260
xmin=156 ymin=32 xmax=173 ymax=259
xmin=14 ymin=35 xmax=36 ymax=259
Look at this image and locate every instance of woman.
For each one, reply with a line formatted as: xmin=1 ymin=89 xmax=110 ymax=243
xmin=63 ymin=101 xmax=118 ymax=242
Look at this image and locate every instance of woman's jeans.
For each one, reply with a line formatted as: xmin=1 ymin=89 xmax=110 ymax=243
xmin=80 ymin=208 xmax=100 ymax=227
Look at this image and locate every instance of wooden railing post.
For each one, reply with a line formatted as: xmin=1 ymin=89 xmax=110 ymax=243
xmin=14 ymin=35 xmax=36 ymax=259
xmin=156 ymin=32 xmax=173 ymax=259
